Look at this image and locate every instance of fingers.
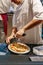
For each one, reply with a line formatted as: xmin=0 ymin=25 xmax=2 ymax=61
xmin=16 ymin=33 xmax=22 ymax=38
xmin=6 ymin=32 xmax=16 ymax=44
xmin=6 ymin=37 xmax=10 ymax=44
xmin=6 ymin=35 xmax=14 ymax=44
xmin=16 ymin=29 xmax=25 ymax=38
xmin=6 ymin=29 xmax=25 ymax=43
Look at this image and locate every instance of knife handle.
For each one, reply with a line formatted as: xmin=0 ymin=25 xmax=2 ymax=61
xmin=22 ymin=33 xmax=26 ymax=36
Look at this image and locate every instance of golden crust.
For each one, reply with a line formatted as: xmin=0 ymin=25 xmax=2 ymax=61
xmin=10 ymin=42 xmax=29 ymax=52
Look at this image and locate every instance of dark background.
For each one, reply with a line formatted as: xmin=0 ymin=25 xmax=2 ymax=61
xmin=40 ymin=0 xmax=43 ymax=5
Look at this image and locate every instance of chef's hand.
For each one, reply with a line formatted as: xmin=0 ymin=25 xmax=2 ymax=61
xmin=16 ymin=29 xmax=25 ymax=38
xmin=6 ymin=27 xmax=17 ymax=44
xmin=6 ymin=33 xmax=15 ymax=44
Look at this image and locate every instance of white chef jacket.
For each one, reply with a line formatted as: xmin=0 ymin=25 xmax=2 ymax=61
xmin=0 ymin=0 xmax=11 ymax=13
xmin=0 ymin=0 xmax=15 ymax=20
xmin=12 ymin=0 xmax=43 ymax=44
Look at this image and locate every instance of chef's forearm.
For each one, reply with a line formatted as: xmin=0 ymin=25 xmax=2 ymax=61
xmin=23 ymin=19 xmax=43 ymax=31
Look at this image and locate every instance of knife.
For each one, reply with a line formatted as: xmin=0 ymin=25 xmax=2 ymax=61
xmin=10 ymin=33 xmax=26 ymax=43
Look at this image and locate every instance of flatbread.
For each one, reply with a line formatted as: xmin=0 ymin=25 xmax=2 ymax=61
xmin=9 ymin=42 xmax=29 ymax=52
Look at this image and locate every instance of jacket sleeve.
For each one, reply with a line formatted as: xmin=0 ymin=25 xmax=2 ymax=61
xmin=32 ymin=0 xmax=43 ymax=20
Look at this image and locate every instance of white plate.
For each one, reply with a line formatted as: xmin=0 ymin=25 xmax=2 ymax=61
xmin=33 ymin=46 xmax=43 ymax=55
xmin=8 ymin=42 xmax=30 ymax=54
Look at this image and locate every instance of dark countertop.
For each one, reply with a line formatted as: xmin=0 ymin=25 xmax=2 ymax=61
xmin=0 ymin=43 xmax=43 ymax=65
xmin=0 ymin=43 xmax=43 ymax=64
xmin=0 ymin=55 xmax=43 ymax=65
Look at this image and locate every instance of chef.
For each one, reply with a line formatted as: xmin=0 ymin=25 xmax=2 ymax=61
xmin=0 ymin=0 xmax=23 ymax=36
xmin=6 ymin=0 xmax=43 ymax=44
